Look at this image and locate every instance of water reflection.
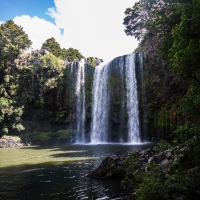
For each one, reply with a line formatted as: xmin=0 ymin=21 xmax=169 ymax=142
xmin=0 ymin=143 xmax=154 ymax=199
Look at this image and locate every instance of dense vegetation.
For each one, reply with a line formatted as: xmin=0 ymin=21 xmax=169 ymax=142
xmin=0 ymin=20 xmax=32 ymax=136
xmin=123 ymin=0 xmax=200 ymax=199
xmin=41 ymin=37 xmax=84 ymax=61
xmin=124 ymin=0 xmax=200 ymax=139
xmin=0 ymin=20 xmax=87 ymax=141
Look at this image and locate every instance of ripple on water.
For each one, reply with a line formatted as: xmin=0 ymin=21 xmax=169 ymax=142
xmin=0 ymin=143 xmax=155 ymax=199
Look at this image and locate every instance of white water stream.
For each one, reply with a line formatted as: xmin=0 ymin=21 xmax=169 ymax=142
xmin=75 ymin=59 xmax=86 ymax=143
xmin=90 ymin=53 xmax=141 ymax=143
xmin=90 ymin=62 xmax=110 ymax=143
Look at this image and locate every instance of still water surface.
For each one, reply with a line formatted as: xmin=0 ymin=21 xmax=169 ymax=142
xmin=0 ymin=143 xmax=154 ymax=200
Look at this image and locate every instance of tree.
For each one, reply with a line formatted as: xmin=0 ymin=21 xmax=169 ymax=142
xmin=168 ymin=0 xmax=200 ymax=83
xmin=41 ymin=37 xmax=62 ymax=58
xmin=0 ymin=20 xmax=32 ymax=137
xmin=0 ymin=20 xmax=32 ymax=62
xmin=41 ymin=38 xmax=84 ymax=61
xmin=61 ymin=47 xmax=84 ymax=62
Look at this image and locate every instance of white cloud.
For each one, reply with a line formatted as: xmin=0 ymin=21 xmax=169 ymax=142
xmin=14 ymin=0 xmax=139 ymax=61
xmin=0 ymin=21 xmax=5 ymax=25
xmin=47 ymin=0 xmax=139 ymax=61
xmin=13 ymin=15 xmax=64 ymax=50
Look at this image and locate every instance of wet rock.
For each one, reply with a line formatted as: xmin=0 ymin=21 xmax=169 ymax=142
xmin=160 ymin=159 xmax=170 ymax=170
xmin=88 ymin=138 xmax=199 ymax=179
xmin=87 ymin=156 xmax=125 ymax=179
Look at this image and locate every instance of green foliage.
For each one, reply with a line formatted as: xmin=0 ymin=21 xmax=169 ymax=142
xmin=56 ymin=129 xmax=75 ymax=142
xmin=123 ymin=146 xmax=200 ymax=200
xmin=16 ymin=53 xmax=65 ymax=105
xmin=41 ymin=38 xmax=84 ymax=61
xmin=176 ymin=84 xmax=200 ymax=120
xmin=123 ymin=8 xmax=200 ymax=200
xmin=87 ymin=57 xmax=96 ymax=67
xmin=173 ymin=123 xmax=200 ymax=144
xmin=0 ymin=20 xmax=31 ymax=137
xmin=21 ymin=129 xmax=76 ymax=144
xmin=122 ymin=152 xmax=144 ymax=196
xmin=124 ymin=0 xmax=200 ymax=139
xmin=123 ymin=0 xmax=150 ymax=40
xmin=62 ymin=47 xmax=84 ymax=62
xmin=0 ymin=20 xmax=32 ymax=61
xmin=133 ymin=163 xmax=200 ymax=200
xmin=22 ymin=132 xmax=50 ymax=144
xmin=153 ymin=140 xmax=171 ymax=153
xmin=169 ymin=0 xmax=200 ymax=83
xmin=41 ymin=37 xmax=62 ymax=58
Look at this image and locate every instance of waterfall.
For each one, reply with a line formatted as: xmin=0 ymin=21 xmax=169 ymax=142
xmin=75 ymin=59 xmax=86 ymax=143
xmin=90 ymin=62 xmax=110 ymax=143
xmin=90 ymin=53 xmax=141 ymax=143
xmin=119 ymin=56 xmax=126 ymax=142
xmin=125 ymin=54 xmax=140 ymax=143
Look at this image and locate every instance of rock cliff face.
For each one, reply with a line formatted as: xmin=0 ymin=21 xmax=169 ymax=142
xmin=0 ymin=136 xmax=24 ymax=148
xmin=14 ymin=53 xmax=148 ymax=143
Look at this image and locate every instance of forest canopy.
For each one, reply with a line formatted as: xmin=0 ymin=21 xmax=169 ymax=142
xmin=41 ymin=37 xmax=84 ymax=61
xmin=0 ymin=20 xmax=85 ymax=137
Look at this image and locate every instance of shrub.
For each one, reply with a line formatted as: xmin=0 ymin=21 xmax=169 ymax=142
xmin=56 ymin=129 xmax=75 ymax=142
xmin=21 ymin=132 xmax=50 ymax=144
xmin=153 ymin=140 xmax=171 ymax=153
xmin=173 ymin=123 xmax=200 ymax=144
xmin=134 ymin=164 xmax=200 ymax=200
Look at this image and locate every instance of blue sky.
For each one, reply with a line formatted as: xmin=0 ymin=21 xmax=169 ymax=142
xmin=0 ymin=0 xmax=139 ymax=61
xmin=0 ymin=0 xmax=54 ymax=23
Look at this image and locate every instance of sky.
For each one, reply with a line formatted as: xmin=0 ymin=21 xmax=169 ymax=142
xmin=0 ymin=0 xmax=139 ymax=62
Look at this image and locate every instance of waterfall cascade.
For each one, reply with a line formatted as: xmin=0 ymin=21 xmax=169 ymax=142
xmin=125 ymin=54 xmax=140 ymax=143
xmin=75 ymin=59 xmax=86 ymax=143
xmin=67 ymin=59 xmax=86 ymax=143
xmin=90 ymin=62 xmax=110 ymax=143
xmin=90 ymin=52 xmax=142 ymax=143
xmin=67 ymin=53 xmax=144 ymax=143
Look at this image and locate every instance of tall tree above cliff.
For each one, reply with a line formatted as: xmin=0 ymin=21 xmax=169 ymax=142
xmin=0 ymin=20 xmax=32 ymax=137
xmin=0 ymin=20 xmax=32 ymax=61
xmin=168 ymin=0 xmax=200 ymax=83
xmin=123 ymin=0 xmax=182 ymax=41
xmin=41 ymin=37 xmax=62 ymax=58
xmin=61 ymin=47 xmax=84 ymax=62
xmin=41 ymin=38 xmax=84 ymax=61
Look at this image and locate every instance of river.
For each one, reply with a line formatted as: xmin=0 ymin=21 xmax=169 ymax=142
xmin=0 ymin=143 xmax=154 ymax=199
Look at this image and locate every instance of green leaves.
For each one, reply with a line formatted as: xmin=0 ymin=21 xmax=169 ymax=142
xmin=0 ymin=20 xmax=32 ymax=61
xmin=41 ymin=37 xmax=62 ymax=58
xmin=0 ymin=97 xmax=24 ymax=137
xmin=61 ymin=47 xmax=84 ymax=62
xmin=0 ymin=20 xmax=32 ymax=137
xmin=41 ymin=38 xmax=84 ymax=61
